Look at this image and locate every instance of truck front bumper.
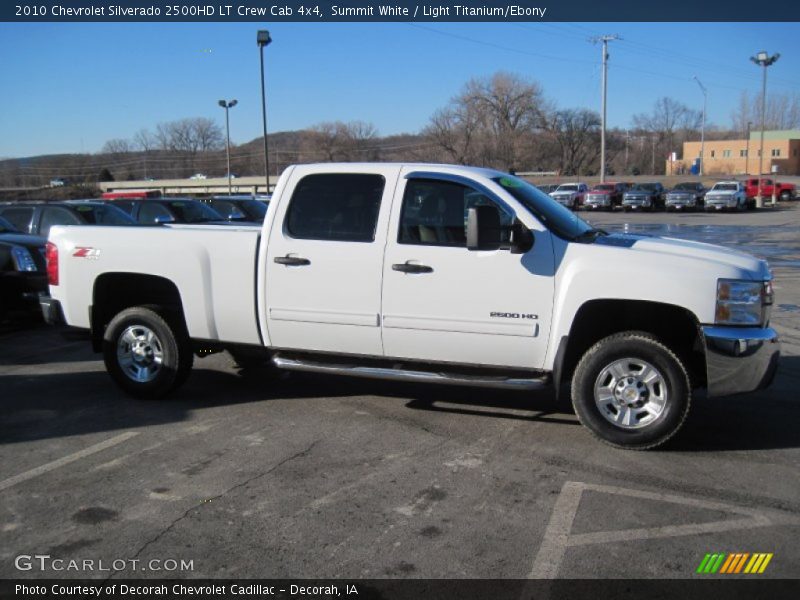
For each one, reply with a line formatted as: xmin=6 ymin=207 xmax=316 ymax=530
xmin=702 ymin=326 xmax=780 ymax=397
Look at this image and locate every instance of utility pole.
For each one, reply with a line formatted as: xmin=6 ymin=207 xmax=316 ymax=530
xmin=590 ymin=34 xmax=620 ymax=183
xmin=624 ymin=129 xmax=629 ymax=173
xmin=750 ymin=51 xmax=780 ymax=208
xmin=651 ymin=135 xmax=656 ymax=175
xmin=745 ymin=121 xmax=752 ymax=175
xmin=693 ymin=76 xmax=707 ymax=177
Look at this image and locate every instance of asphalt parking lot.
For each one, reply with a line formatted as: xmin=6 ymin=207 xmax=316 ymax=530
xmin=1 ymin=206 xmax=799 ymax=580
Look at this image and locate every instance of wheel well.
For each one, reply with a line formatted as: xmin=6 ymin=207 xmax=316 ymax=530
xmin=91 ymin=273 xmax=186 ymax=351
xmin=556 ymin=300 xmax=706 ymax=393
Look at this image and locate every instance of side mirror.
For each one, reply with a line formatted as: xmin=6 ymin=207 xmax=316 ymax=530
xmin=466 ymin=205 xmax=502 ymax=251
xmin=510 ymin=221 xmax=534 ymax=254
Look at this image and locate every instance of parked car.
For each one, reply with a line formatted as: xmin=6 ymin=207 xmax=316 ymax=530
xmin=200 ymin=196 xmax=270 ymax=223
xmin=0 ymin=201 xmax=136 ymax=238
xmin=704 ymin=182 xmax=747 ymax=212
xmin=107 ymin=198 xmax=229 ymax=225
xmin=622 ymin=183 xmax=665 ymax=211
xmin=43 ymin=163 xmax=779 ymax=450
xmin=189 ymin=173 xmax=208 ymax=180
xmin=0 ymin=216 xmax=47 ymax=318
xmin=583 ymin=183 xmax=627 ymax=211
xmin=665 ymin=182 xmax=706 ymax=212
xmin=535 ymin=183 xmax=559 ymax=195
xmin=49 ymin=178 xmax=66 ymax=187
xmin=550 ymin=183 xmax=589 ymax=210
xmin=743 ymin=178 xmax=796 ymax=202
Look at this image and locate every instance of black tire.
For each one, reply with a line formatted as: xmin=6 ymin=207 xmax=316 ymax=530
xmin=103 ymin=306 xmax=193 ymax=399
xmin=571 ymin=332 xmax=691 ymax=450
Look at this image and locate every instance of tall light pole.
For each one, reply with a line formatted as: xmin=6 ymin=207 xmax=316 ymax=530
xmin=745 ymin=121 xmax=752 ymax=175
xmin=591 ymin=34 xmax=620 ymax=183
xmin=257 ymin=30 xmax=272 ymax=194
xmin=693 ymin=76 xmax=707 ymax=177
xmin=750 ymin=51 xmax=780 ymax=208
xmin=218 ymin=99 xmax=237 ymax=195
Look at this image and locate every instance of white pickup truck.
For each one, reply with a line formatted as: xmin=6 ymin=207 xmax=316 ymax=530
xmin=41 ymin=163 xmax=780 ymax=449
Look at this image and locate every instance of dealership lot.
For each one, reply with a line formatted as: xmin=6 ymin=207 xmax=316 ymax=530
xmin=1 ymin=207 xmax=799 ymax=580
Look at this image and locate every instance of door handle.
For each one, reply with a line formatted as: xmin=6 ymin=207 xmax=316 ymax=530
xmin=392 ymin=262 xmax=433 ymax=274
xmin=274 ymin=255 xmax=310 ymax=266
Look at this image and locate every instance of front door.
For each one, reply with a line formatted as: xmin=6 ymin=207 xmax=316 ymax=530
xmin=381 ymin=171 xmax=555 ymax=370
xmin=265 ymin=166 xmax=399 ymax=356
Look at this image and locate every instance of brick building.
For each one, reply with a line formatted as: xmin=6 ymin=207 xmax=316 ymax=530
xmin=669 ymin=130 xmax=800 ymax=176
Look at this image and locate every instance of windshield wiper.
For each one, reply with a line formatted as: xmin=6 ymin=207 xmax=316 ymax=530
xmin=573 ymin=228 xmax=608 ymax=242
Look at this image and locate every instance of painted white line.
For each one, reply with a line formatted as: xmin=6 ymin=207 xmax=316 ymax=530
xmin=527 ymin=481 xmax=583 ymax=579
xmin=527 ymin=481 xmax=773 ymax=580
xmin=0 ymin=432 xmax=139 ymax=492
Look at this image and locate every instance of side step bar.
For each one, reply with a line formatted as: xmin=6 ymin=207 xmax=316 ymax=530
xmin=271 ymin=356 xmax=549 ymax=391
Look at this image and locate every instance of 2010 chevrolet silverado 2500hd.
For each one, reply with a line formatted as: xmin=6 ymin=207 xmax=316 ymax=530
xmin=41 ymin=163 xmax=780 ymax=449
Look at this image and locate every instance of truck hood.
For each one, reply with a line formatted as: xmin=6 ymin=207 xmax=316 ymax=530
xmin=596 ymin=233 xmax=768 ymax=279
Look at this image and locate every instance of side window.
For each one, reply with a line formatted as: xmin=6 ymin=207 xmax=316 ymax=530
xmin=39 ymin=207 xmax=80 ymax=237
xmin=399 ymin=179 xmax=512 ymax=247
xmin=138 ymin=202 xmax=173 ymax=224
xmin=112 ymin=200 xmax=135 ymax=215
xmin=0 ymin=207 xmax=34 ymax=233
xmin=285 ymin=173 xmax=385 ymax=242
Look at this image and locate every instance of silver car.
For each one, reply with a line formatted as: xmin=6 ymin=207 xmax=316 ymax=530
xmin=665 ymin=182 xmax=706 ymax=211
xmin=549 ymin=183 xmax=589 ymax=211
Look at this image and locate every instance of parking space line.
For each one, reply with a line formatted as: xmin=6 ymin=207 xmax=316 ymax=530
xmin=0 ymin=432 xmax=139 ymax=492
xmin=527 ymin=480 xmax=773 ymax=579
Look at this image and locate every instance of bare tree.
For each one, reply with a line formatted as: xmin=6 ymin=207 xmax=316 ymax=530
xmin=547 ymin=109 xmax=601 ymax=176
xmin=731 ymin=90 xmax=800 ymax=133
xmin=101 ymin=138 xmax=132 ymax=155
xmin=632 ymin=97 xmax=702 ymax=174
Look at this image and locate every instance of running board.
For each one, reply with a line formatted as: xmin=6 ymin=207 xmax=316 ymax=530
xmin=271 ymin=356 xmax=549 ymax=391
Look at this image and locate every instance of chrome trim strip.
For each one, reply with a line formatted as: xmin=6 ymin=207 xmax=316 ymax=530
xmin=271 ymin=356 xmax=548 ymax=390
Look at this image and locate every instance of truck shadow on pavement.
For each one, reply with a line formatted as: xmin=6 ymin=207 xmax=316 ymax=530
xmin=1 ymin=355 xmax=797 ymax=452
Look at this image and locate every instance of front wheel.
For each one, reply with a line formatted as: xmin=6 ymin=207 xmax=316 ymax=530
xmin=103 ymin=306 xmax=193 ymax=399
xmin=571 ymin=332 xmax=691 ymax=450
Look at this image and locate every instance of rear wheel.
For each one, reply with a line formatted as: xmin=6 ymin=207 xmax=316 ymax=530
xmin=103 ymin=306 xmax=193 ymax=399
xmin=571 ymin=332 xmax=691 ymax=450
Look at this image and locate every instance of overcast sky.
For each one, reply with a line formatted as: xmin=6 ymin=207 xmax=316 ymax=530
xmin=1 ymin=21 xmax=798 ymax=158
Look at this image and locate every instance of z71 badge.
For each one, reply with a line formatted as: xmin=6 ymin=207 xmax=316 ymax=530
xmin=490 ymin=312 xmax=537 ymax=320
xmin=73 ymin=247 xmax=101 ymax=259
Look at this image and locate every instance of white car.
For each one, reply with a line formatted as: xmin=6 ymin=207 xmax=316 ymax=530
xmin=704 ymin=181 xmax=747 ymax=212
xmin=41 ymin=163 xmax=779 ymax=450
xmin=549 ymin=183 xmax=588 ymax=210
xmin=189 ymin=173 xmax=207 ymax=180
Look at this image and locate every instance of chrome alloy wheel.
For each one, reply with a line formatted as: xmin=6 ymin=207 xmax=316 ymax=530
xmin=593 ymin=358 xmax=667 ymax=429
xmin=117 ymin=325 xmax=164 ymax=383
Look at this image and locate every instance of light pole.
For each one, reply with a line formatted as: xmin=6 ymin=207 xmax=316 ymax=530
xmin=745 ymin=121 xmax=752 ymax=175
xmin=257 ymin=30 xmax=272 ymax=194
xmin=693 ymin=76 xmax=707 ymax=177
xmin=750 ymin=51 xmax=780 ymax=208
xmin=218 ymin=99 xmax=237 ymax=195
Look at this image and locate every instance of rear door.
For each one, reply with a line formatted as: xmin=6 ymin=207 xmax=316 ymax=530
xmin=264 ymin=165 xmax=400 ymax=356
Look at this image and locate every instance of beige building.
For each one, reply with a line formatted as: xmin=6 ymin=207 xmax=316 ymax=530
xmin=669 ymin=130 xmax=800 ymax=176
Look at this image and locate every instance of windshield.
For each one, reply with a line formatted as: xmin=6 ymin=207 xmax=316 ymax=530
xmin=165 ymin=200 xmax=224 ymax=223
xmin=631 ymin=184 xmax=657 ymax=192
xmin=212 ymin=199 xmax=268 ymax=221
xmin=492 ymin=176 xmax=593 ymax=241
xmin=555 ymin=184 xmax=578 ymax=192
xmin=72 ymin=203 xmax=136 ymax=225
xmin=673 ymin=183 xmax=697 ymax=191
xmin=712 ymin=184 xmax=738 ymax=191
xmin=0 ymin=216 xmax=19 ymax=233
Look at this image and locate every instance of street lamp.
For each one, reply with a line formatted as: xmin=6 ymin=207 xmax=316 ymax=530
xmin=693 ymin=76 xmax=707 ymax=177
xmin=218 ymin=99 xmax=238 ymax=195
xmin=750 ymin=51 xmax=780 ymax=208
xmin=745 ymin=121 xmax=752 ymax=175
xmin=257 ymin=30 xmax=272 ymax=193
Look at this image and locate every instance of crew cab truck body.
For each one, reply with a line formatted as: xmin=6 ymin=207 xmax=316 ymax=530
xmin=744 ymin=178 xmax=797 ymax=202
xmin=42 ymin=163 xmax=780 ymax=449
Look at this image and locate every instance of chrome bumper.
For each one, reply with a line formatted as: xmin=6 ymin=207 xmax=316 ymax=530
xmin=702 ymin=326 xmax=780 ymax=397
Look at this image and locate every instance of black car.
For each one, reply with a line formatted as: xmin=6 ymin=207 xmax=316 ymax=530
xmin=622 ymin=182 xmax=666 ymax=211
xmin=0 ymin=216 xmax=47 ymax=318
xmin=200 ymin=195 xmax=270 ymax=223
xmin=665 ymin=182 xmax=707 ymax=211
xmin=0 ymin=200 xmax=136 ymax=238
xmin=107 ymin=198 xmax=228 ymax=225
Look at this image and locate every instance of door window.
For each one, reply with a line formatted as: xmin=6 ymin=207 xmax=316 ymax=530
xmin=285 ymin=173 xmax=385 ymax=242
xmin=39 ymin=207 xmax=81 ymax=237
xmin=398 ymin=179 xmax=512 ymax=247
xmin=0 ymin=207 xmax=34 ymax=233
xmin=138 ymin=202 xmax=173 ymax=224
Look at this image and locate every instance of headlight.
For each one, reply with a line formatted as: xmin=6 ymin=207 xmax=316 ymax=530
xmin=715 ymin=279 xmax=772 ymax=326
xmin=11 ymin=246 xmax=38 ymax=272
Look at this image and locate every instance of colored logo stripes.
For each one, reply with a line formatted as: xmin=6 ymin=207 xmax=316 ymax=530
xmin=696 ymin=552 xmax=773 ymax=574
